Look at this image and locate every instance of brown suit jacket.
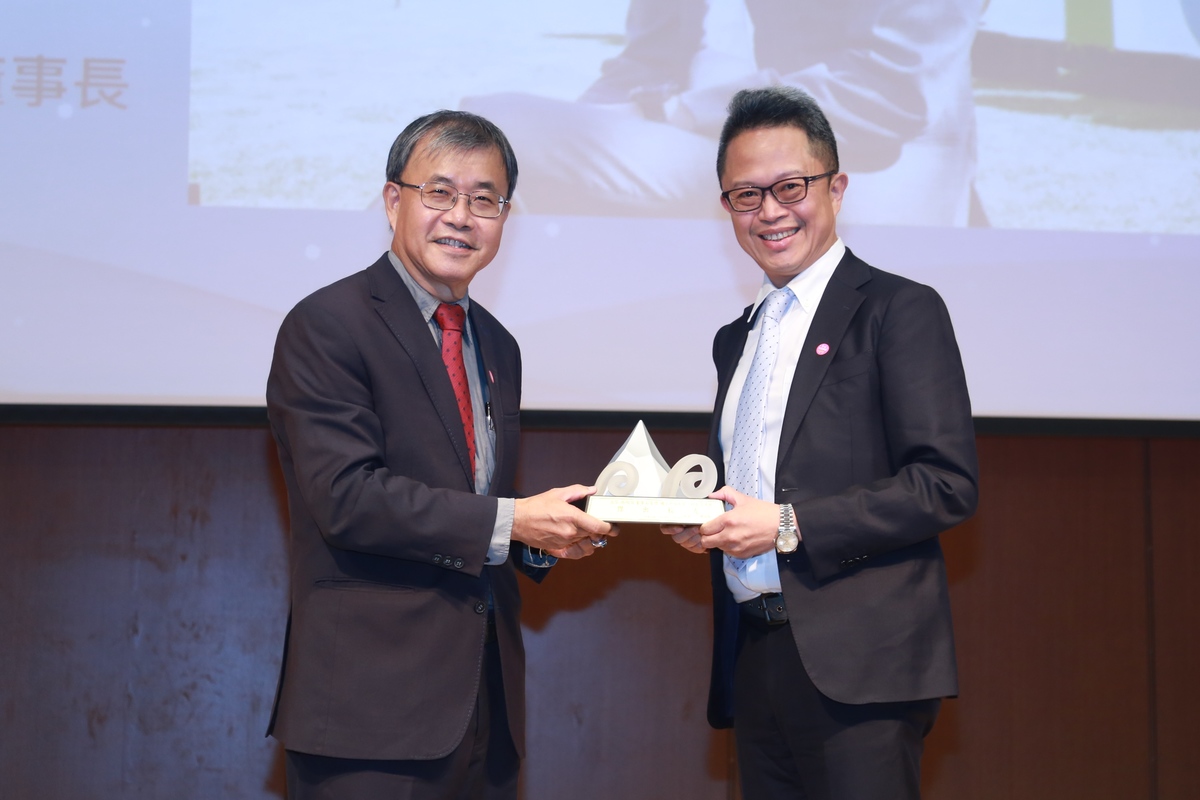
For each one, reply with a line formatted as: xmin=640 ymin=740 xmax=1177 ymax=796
xmin=266 ymin=253 xmax=535 ymax=760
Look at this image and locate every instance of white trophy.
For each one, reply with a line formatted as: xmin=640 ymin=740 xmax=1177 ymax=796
xmin=584 ymin=421 xmax=724 ymax=525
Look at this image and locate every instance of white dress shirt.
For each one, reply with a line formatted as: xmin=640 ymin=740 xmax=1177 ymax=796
xmin=719 ymin=238 xmax=845 ymax=602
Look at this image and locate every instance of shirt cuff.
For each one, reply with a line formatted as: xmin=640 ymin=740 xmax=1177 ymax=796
xmin=486 ymin=497 xmax=515 ymax=565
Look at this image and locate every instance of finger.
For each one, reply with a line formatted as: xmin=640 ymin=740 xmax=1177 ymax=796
xmin=699 ymin=528 xmax=728 ymax=551
xmin=698 ymin=515 xmax=727 ymax=538
xmin=553 ymin=484 xmax=598 ymax=504
xmin=559 ymin=541 xmax=593 ymax=560
xmin=708 ymin=485 xmax=739 ymax=505
xmin=670 ymin=528 xmax=696 ymax=545
xmin=573 ymin=510 xmax=614 ymax=537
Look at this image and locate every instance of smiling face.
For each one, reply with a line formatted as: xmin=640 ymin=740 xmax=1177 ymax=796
xmin=383 ymin=139 xmax=510 ymax=302
xmin=719 ymin=125 xmax=847 ymax=287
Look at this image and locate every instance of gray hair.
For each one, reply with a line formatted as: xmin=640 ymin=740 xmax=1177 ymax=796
xmin=385 ymin=110 xmax=519 ymax=198
xmin=716 ymin=87 xmax=839 ymax=182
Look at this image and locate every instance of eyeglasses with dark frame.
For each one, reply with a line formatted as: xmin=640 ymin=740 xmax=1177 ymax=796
xmin=720 ymin=171 xmax=837 ymax=213
xmin=395 ymin=181 xmax=510 ymax=218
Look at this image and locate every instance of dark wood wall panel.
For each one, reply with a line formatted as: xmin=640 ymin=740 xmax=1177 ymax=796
xmin=926 ymin=437 xmax=1154 ymax=799
xmin=515 ymin=428 xmax=730 ymax=799
xmin=1148 ymin=439 xmax=1200 ymax=800
xmin=0 ymin=427 xmax=289 ymax=799
xmin=2 ymin=425 xmax=1197 ymax=799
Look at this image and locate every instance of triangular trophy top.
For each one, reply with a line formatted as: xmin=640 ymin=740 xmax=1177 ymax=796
xmin=604 ymin=420 xmax=671 ymax=497
xmin=587 ymin=422 xmax=723 ymax=522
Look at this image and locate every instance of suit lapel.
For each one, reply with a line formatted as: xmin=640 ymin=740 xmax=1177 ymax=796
xmin=775 ymin=253 xmax=868 ymax=473
xmin=367 ymin=257 xmax=475 ymax=486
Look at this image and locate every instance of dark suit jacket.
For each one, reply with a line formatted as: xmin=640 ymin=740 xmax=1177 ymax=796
xmin=707 ymin=248 xmax=979 ymax=728
xmin=265 ymin=254 xmax=535 ymax=761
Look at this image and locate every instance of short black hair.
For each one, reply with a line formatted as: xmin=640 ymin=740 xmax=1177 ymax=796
xmin=385 ymin=110 xmax=519 ymax=198
xmin=717 ymin=87 xmax=839 ymax=182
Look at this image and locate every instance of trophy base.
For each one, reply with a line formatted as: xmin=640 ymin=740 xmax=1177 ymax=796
xmin=585 ymin=495 xmax=724 ymax=525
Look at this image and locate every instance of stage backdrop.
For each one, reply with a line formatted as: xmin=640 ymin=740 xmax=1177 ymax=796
xmin=2 ymin=0 xmax=1199 ymax=419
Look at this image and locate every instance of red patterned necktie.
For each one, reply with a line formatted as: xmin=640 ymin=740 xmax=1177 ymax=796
xmin=434 ymin=303 xmax=476 ymax=477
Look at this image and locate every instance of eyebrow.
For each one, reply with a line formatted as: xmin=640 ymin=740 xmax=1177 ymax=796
xmin=426 ymin=174 xmax=501 ymax=193
xmin=757 ymin=173 xmax=809 ymax=186
xmin=724 ymin=173 xmax=792 ymax=189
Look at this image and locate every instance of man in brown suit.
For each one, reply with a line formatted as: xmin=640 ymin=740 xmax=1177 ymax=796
xmin=266 ymin=110 xmax=613 ymax=799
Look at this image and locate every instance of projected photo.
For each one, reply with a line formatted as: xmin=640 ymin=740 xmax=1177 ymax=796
xmin=188 ymin=0 xmax=1200 ymax=233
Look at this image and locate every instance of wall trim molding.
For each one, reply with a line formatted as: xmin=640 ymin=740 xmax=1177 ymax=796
xmin=2 ymin=404 xmax=1199 ymax=438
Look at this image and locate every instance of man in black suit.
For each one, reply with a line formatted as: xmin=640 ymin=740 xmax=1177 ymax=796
xmin=266 ymin=110 xmax=614 ymax=799
xmin=663 ymin=87 xmax=979 ymax=799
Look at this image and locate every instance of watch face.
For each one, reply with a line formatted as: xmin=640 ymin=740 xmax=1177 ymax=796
xmin=775 ymin=530 xmax=799 ymax=554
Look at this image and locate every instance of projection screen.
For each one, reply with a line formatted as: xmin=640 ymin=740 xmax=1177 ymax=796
xmin=2 ymin=0 xmax=1198 ymax=419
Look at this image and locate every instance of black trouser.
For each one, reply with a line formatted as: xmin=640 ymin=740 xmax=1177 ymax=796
xmin=733 ymin=614 xmax=940 ymax=800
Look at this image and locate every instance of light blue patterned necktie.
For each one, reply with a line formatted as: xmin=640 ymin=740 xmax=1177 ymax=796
xmin=726 ymin=287 xmax=794 ymax=503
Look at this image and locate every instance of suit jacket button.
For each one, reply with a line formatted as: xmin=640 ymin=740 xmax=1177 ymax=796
xmin=433 ymin=554 xmax=443 ymax=564
xmin=454 ymin=558 xmax=465 ymax=569
xmin=474 ymin=602 xmax=486 ymax=614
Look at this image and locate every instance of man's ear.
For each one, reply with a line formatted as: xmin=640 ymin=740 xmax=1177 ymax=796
xmin=382 ymin=182 xmax=401 ymax=229
xmin=829 ymin=172 xmax=848 ymax=214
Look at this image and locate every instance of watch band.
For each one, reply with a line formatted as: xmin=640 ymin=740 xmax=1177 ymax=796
xmin=775 ymin=503 xmax=799 ymax=554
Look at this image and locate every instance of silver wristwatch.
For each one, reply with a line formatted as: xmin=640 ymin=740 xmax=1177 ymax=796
xmin=775 ymin=503 xmax=799 ymax=554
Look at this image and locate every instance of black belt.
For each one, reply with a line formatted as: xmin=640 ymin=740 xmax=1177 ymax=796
xmin=739 ymin=592 xmax=789 ymax=625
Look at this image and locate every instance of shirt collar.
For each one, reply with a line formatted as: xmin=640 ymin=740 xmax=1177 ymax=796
xmin=745 ymin=237 xmax=845 ymax=322
xmin=387 ymin=250 xmax=471 ymax=325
